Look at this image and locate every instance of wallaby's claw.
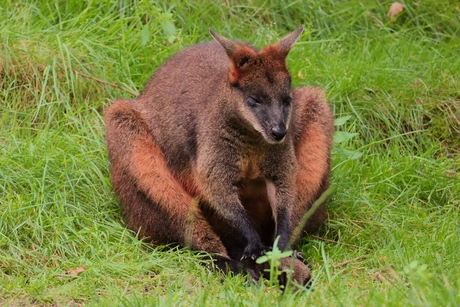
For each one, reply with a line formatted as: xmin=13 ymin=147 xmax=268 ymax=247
xmin=240 ymin=243 xmax=268 ymax=261
xmin=296 ymin=251 xmax=304 ymax=260
xmin=240 ymin=253 xmax=259 ymax=261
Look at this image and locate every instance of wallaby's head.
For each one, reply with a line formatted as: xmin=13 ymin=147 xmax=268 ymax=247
xmin=210 ymin=26 xmax=304 ymax=144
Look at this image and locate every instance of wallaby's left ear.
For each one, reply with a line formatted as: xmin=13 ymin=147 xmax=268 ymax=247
xmin=209 ymin=29 xmax=237 ymax=58
xmin=209 ymin=29 xmax=258 ymax=85
xmin=273 ymin=25 xmax=304 ymax=57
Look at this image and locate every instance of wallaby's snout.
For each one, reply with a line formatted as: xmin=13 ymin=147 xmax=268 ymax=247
xmin=253 ymin=97 xmax=292 ymax=144
xmin=266 ymin=99 xmax=291 ymax=143
xmin=241 ymin=96 xmax=292 ymax=144
xmin=271 ymin=122 xmax=287 ymax=141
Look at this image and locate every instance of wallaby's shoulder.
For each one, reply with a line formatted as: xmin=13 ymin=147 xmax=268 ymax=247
xmin=154 ymin=41 xmax=230 ymax=76
xmin=138 ymin=41 xmax=232 ymax=101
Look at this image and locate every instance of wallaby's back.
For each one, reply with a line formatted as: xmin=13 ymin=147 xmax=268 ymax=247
xmin=132 ymin=42 xmax=241 ymax=171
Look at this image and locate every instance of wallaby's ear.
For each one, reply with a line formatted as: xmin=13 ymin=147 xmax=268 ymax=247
xmin=209 ymin=29 xmax=257 ymax=85
xmin=267 ymin=25 xmax=304 ymax=58
xmin=209 ymin=29 xmax=237 ymax=58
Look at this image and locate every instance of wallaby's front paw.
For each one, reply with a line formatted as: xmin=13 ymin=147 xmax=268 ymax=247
xmin=240 ymin=242 xmax=269 ymax=261
xmin=212 ymin=255 xmax=260 ymax=284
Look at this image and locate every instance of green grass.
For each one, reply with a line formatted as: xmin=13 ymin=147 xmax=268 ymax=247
xmin=1 ymin=0 xmax=459 ymax=306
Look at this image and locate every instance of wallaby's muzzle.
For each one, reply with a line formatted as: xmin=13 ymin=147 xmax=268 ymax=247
xmin=271 ymin=123 xmax=287 ymax=142
xmin=262 ymin=101 xmax=291 ymax=144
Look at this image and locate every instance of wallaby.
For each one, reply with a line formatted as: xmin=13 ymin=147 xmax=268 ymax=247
xmin=105 ymin=26 xmax=334 ymax=285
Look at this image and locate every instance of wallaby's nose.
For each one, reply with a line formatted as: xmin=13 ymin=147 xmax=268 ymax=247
xmin=271 ymin=124 xmax=287 ymax=141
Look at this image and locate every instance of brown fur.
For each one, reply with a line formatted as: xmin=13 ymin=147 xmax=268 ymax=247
xmin=104 ymin=27 xmax=333 ymax=285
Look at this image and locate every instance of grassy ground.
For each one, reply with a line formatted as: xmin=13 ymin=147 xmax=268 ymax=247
xmin=1 ymin=0 xmax=459 ymax=306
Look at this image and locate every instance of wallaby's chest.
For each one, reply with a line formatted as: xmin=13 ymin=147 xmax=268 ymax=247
xmin=239 ymin=157 xmax=262 ymax=181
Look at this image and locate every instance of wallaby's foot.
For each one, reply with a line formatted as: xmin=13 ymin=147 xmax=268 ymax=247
xmin=239 ymin=255 xmax=311 ymax=289
xmin=279 ymin=257 xmax=312 ymax=288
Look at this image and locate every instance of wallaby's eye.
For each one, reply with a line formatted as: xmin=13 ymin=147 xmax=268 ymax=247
xmin=247 ymin=97 xmax=260 ymax=107
xmin=239 ymin=56 xmax=250 ymax=68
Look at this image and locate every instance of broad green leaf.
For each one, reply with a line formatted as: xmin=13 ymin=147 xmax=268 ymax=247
xmin=161 ymin=21 xmax=176 ymax=36
xmin=334 ymin=147 xmax=363 ymax=160
xmin=333 ymin=131 xmax=358 ymax=143
xmin=256 ymin=255 xmax=268 ymax=264
xmin=334 ymin=115 xmax=352 ymax=126
xmin=141 ymin=25 xmax=150 ymax=46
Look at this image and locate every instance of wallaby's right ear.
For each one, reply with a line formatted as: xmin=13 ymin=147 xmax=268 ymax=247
xmin=209 ymin=29 xmax=257 ymax=85
xmin=276 ymin=25 xmax=304 ymax=57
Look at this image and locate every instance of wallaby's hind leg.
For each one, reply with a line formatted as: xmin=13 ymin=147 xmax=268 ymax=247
xmin=291 ymin=87 xmax=334 ymax=245
xmin=105 ymin=101 xmax=231 ymax=257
